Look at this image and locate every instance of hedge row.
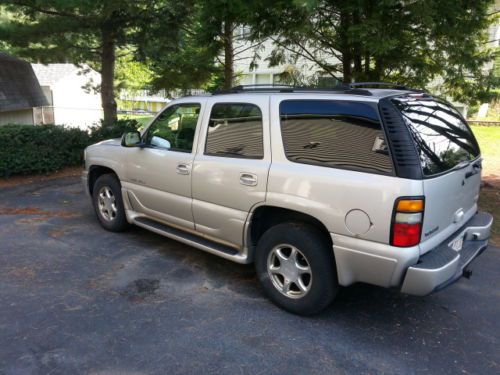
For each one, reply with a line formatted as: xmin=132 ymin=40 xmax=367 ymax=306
xmin=0 ymin=120 xmax=140 ymax=177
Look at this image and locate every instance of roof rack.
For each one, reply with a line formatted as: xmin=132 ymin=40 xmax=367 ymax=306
xmin=347 ymin=82 xmax=427 ymax=93
xmin=213 ymin=84 xmax=373 ymax=96
xmin=212 ymin=82 xmax=425 ymax=96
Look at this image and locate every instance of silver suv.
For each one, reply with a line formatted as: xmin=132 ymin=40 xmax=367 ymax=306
xmin=82 ymin=84 xmax=493 ymax=315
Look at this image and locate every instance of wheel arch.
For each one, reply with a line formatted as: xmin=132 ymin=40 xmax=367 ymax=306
xmin=246 ymin=205 xmax=332 ymax=254
xmin=88 ymin=165 xmax=119 ymax=196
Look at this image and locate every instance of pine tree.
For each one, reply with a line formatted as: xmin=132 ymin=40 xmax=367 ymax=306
xmin=0 ymin=0 xmax=190 ymax=124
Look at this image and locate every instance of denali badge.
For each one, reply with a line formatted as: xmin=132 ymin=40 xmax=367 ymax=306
xmin=424 ymin=226 xmax=439 ymax=237
xmin=130 ymin=178 xmax=146 ymax=185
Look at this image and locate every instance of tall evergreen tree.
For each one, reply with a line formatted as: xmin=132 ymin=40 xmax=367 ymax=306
xmin=0 ymin=0 xmax=189 ymax=124
xmin=252 ymin=0 xmax=498 ymax=103
xmin=145 ymin=0 xmax=263 ymax=92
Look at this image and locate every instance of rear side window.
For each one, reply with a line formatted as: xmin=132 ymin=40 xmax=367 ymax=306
xmin=392 ymin=97 xmax=480 ymax=176
xmin=205 ymin=103 xmax=264 ymax=159
xmin=280 ymin=100 xmax=393 ymax=174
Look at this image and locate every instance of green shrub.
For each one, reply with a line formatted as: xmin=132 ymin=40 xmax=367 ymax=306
xmin=0 ymin=124 xmax=89 ymax=177
xmin=0 ymin=120 xmax=141 ymax=177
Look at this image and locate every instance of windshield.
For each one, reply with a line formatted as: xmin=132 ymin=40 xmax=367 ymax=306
xmin=392 ymin=97 xmax=480 ymax=176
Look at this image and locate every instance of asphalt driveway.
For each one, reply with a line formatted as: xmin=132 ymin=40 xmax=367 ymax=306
xmin=0 ymin=176 xmax=499 ymax=375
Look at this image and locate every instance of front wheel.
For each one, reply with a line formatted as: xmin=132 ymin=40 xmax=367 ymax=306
xmin=92 ymin=174 xmax=130 ymax=232
xmin=255 ymin=223 xmax=338 ymax=315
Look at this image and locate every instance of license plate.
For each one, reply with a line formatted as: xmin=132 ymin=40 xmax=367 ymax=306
xmin=450 ymin=235 xmax=464 ymax=252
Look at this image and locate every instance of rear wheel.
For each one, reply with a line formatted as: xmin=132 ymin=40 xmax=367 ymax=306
xmin=92 ymin=174 xmax=130 ymax=232
xmin=255 ymin=222 xmax=338 ymax=315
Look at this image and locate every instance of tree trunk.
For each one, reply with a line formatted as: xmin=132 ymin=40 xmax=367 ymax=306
xmin=343 ymin=53 xmax=353 ymax=83
xmin=373 ymin=58 xmax=383 ymax=82
xmin=363 ymin=0 xmax=372 ymax=79
xmin=340 ymin=9 xmax=352 ymax=83
xmin=101 ymin=28 xmax=117 ymax=126
xmin=353 ymin=53 xmax=362 ymax=80
xmin=352 ymin=9 xmax=362 ymax=81
xmin=223 ymin=21 xmax=234 ymax=90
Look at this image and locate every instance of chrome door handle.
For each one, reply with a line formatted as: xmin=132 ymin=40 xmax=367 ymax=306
xmin=176 ymin=163 xmax=190 ymax=175
xmin=240 ymin=173 xmax=257 ymax=186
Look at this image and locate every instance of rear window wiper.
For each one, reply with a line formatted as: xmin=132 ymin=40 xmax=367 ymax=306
xmin=465 ymin=160 xmax=482 ymax=179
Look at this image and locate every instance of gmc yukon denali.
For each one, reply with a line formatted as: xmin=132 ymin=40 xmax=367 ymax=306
xmin=82 ymin=84 xmax=493 ymax=315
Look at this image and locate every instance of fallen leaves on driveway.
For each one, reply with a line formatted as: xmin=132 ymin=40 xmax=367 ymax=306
xmin=0 ymin=206 xmax=80 ymax=219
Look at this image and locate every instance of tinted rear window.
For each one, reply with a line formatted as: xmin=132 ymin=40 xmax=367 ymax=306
xmin=205 ymin=103 xmax=263 ymax=159
xmin=280 ymin=100 xmax=393 ymax=174
xmin=392 ymin=97 xmax=480 ymax=176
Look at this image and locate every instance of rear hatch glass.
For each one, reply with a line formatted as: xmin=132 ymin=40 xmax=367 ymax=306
xmin=392 ymin=96 xmax=481 ymax=249
xmin=391 ymin=97 xmax=480 ymax=176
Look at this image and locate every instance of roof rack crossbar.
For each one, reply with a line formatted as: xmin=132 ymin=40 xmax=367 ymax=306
xmin=347 ymin=82 xmax=408 ymax=89
xmin=231 ymin=84 xmax=295 ymax=89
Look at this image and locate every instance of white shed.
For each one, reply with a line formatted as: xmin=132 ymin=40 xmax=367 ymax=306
xmin=31 ymin=63 xmax=103 ymax=129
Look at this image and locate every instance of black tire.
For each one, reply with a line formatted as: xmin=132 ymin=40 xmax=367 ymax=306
xmin=255 ymin=222 xmax=338 ymax=315
xmin=92 ymin=174 xmax=130 ymax=232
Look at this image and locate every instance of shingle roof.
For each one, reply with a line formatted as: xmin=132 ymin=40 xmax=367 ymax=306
xmin=0 ymin=53 xmax=48 ymax=113
xmin=31 ymin=63 xmax=80 ymax=86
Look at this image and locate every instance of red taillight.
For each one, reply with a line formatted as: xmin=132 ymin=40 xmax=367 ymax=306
xmin=391 ymin=198 xmax=424 ymax=247
xmin=392 ymin=223 xmax=422 ymax=247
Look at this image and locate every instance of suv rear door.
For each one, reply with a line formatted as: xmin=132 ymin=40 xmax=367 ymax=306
xmin=392 ymin=96 xmax=481 ymax=253
xmin=191 ymin=97 xmax=271 ymax=248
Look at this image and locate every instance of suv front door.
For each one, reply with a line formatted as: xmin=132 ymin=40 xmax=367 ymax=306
xmin=192 ymin=98 xmax=271 ymax=247
xmin=123 ymin=102 xmax=204 ymax=229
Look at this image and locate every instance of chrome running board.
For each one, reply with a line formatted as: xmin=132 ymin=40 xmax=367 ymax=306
xmin=133 ymin=216 xmax=250 ymax=264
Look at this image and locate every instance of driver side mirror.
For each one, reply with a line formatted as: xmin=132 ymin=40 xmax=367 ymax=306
xmin=121 ymin=131 xmax=142 ymax=147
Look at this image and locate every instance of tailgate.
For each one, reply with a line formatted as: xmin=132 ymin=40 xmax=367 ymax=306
xmin=420 ymin=162 xmax=481 ymax=253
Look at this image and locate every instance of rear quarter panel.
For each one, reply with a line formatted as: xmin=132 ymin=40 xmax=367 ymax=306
xmin=267 ymin=162 xmax=423 ymax=243
xmin=268 ymin=95 xmax=423 ymax=244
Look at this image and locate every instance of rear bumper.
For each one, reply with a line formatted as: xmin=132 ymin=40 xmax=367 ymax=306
xmin=400 ymin=212 xmax=493 ymax=296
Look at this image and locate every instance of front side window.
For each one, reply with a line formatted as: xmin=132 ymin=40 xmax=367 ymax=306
xmin=280 ymin=100 xmax=393 ymax=174
xmin=145 ymin=103 xmax=200 ymax=152
xmin=392 ymin=97 xmax=480 ymax=176
xmin=205 ymin=103 xmax=264 ymax=158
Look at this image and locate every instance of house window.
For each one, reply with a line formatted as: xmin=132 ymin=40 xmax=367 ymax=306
xmin=255 ymin=74 xmax=271 ymax=85
xmin=238 ymin=74 xmax=253 ymax=85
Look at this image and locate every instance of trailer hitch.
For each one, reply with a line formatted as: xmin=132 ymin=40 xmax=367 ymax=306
xmin=463 ymin=268 xmax=473 ymax=279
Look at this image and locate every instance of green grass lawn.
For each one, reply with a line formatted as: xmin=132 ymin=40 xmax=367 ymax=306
xmin=471 ymin=126 xmax=500 ymax=246
xmin=470 ymin=126 xmax=500 ymax=178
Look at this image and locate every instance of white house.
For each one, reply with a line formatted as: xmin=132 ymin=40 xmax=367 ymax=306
xmin=233 ymin=27 xmax=341 ymax=87
xmin=118 ymin=89 xmax=170 ymax=113
xmin=31 ymin=63 xmax=103 ymax=129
